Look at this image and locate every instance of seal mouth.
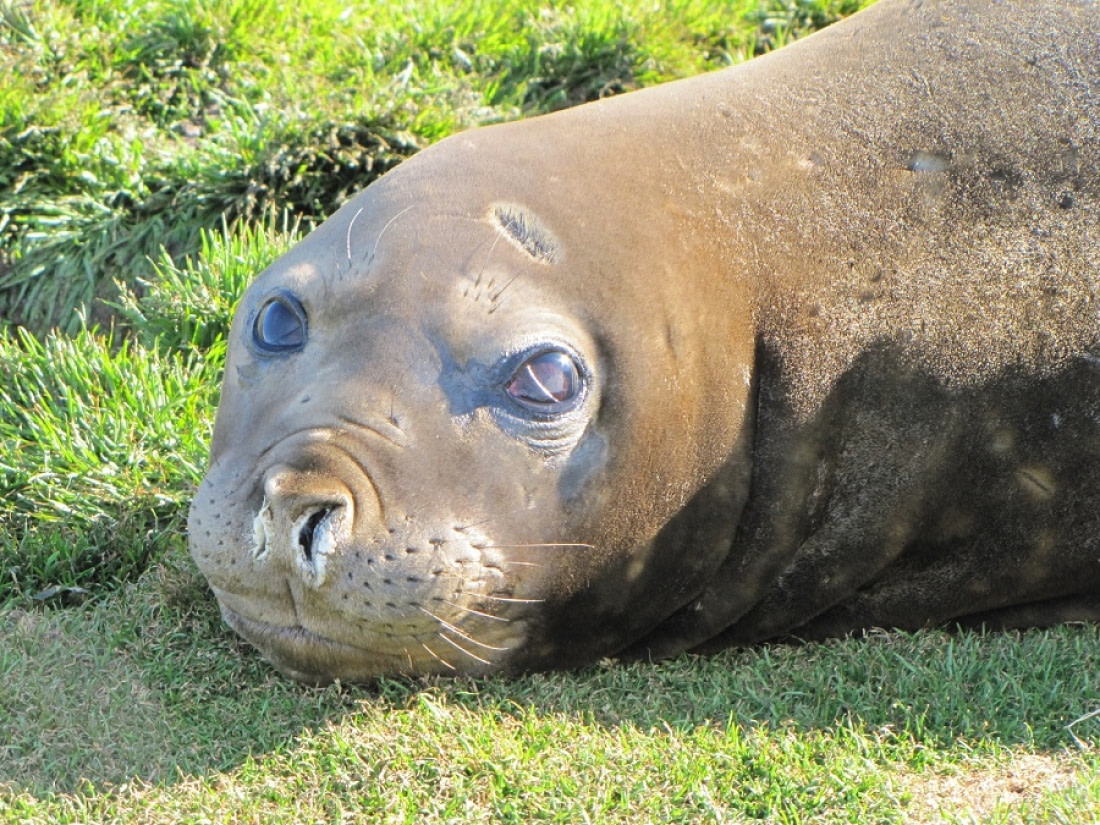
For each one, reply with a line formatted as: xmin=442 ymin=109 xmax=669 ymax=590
xmin=221 ymin=605 xmax=409 ymax=684
xmin=221 ymin=604 xmax=372 ymax=654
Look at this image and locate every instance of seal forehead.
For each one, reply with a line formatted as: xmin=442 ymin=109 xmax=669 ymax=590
xmin=488 ymin=203 xmax=562 ymax=265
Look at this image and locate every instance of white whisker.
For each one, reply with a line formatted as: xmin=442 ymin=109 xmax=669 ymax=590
xmin=475 ymin=543 xmax=596 ymax=550
xmin=437 ymin=632 xmax=492 ymax=666
xmin=371 ymin=205 xmax=414 ymax=263
xmin=418 ymin=607 xmax=509 ymax=650
xmin=474 ymin=232 xmax=505 ymax=290
xmin=439 ymin=600 xmax=510 ymax=623
xmin=346 ymin=206 xmax=364 ymax=261
xmin=488 ymin=273 xmax=520 ymax=308
xmin=454 ymin=509 xmax=527 ymax=531
xmin=420 ymin=642 xmax=456 ymax=671
xmin=478 ymin=594 xmax=545 ymax=604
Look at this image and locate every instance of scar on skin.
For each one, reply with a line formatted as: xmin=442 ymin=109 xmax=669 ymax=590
xmin=489 ymin=203 xmax=562 ymax=265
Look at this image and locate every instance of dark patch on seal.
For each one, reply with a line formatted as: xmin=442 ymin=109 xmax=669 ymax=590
xmin=988 ymin=165 xmax=1024 ymax=194
xmin=490 ymin=203 xmax=562 ymax=264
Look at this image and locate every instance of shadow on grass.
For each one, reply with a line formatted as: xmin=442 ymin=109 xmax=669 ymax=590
xmin=2 ymin=542 xmax=1097 ymax=797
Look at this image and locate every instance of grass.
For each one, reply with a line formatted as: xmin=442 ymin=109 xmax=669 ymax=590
xmin=2 ymin=0 xmax=1098 ymax=821
xmin=0 ymin=0 xmax=865 ymax=334
xmin=0 ymin=214 xmax=302 ymax=603
xmin=1 ymin=550 xmax=1098 ymax=822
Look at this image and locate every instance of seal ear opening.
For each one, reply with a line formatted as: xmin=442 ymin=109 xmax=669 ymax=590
xmin=489 ymin=203 xmax=562 ymax=265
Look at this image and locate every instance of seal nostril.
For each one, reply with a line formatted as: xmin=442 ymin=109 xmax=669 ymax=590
xmin=298 ymin=507 xmax=332 ymax=562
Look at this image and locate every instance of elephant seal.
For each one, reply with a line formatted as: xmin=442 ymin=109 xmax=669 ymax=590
xmin=189 ymin=0 xmax=1100 ymax=684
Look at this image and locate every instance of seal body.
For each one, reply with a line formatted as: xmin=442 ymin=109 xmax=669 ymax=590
xmin=189 ymin=0 xmax=1100 ymax=683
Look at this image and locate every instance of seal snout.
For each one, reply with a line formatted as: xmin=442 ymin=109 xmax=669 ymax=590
xmin=256 ymin=465 xmax=356 ymax=589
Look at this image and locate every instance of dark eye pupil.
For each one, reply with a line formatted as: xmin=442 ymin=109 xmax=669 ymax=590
xmin=507 ymin=350 xmax=580 ymax=408
xmin=254 ymin=297 xmax=305 ymax=352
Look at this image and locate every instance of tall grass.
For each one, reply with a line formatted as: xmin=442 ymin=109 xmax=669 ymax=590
xmin=0 ymin=215 xmax=300 ymax=603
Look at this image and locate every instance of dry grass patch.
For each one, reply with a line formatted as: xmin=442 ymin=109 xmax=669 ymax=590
xmin=896 ymin=752 xmax=1095 ymax=824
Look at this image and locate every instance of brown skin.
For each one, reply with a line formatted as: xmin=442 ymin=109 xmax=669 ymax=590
xmin=189 ymin=0 xmax=1100 ymax=683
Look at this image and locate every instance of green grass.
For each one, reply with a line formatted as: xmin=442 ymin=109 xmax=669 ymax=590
xmin=3 ymin=0 xmax=1099 ymax=821
xmin=0 ymin=214 xmax=302 ymax=604
xmin=1 ymin=550 xmax=1098 ymax=822
xmin=0 ymin=0 xmax=866 ymax=334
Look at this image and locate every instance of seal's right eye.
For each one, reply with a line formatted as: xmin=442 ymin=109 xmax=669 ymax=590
xmin=252 ymin=293 xmax=307 ymax=355
xmin=506 ymin=349 xmax=583 ymax=414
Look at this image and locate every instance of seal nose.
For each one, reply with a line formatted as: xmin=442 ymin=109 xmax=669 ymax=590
xmin=297 ymin=506 xmax=332 ymax=563
xmin=256 ymin=466 xmax=355 ymax=588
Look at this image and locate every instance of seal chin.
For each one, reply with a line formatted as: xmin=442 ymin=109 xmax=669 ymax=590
xmin=221 ymin=605 xmax=435 ymax=684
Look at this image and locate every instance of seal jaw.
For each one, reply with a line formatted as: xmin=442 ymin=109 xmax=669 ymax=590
xmin=215 ymin=570 xmax=532 ymax=683
xmin=218 ymin=605 xmax=426 ymax=684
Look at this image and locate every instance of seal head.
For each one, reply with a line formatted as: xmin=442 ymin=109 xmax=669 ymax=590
xmin=189 ymin=132 xmax=755 ymax=682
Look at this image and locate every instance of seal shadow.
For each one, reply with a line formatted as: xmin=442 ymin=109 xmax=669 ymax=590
xmin=540 ymin=337 xmax=1100 ymax=660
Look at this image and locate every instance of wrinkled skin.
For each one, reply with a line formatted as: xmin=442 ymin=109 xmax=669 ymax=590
xmin=190 ymin=0 xmax=1100 ymax=684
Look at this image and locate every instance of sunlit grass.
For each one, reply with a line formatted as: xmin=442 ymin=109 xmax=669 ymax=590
xmin=0 ymin=0 xmax=870 ymax=333
xmin=1 ymin=549 xmax=1097 ymax=821
xmin=2 ymin=483 xmax=1097 ymax=821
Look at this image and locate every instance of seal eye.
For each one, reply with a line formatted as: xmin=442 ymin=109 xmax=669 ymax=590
xmin=506 ymin=349 xmax=582 ymax=413
xmin=252 ymin=293 xmax=306 ymax=354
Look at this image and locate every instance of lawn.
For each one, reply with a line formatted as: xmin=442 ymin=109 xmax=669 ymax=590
xmin=1 ymin=0 xmax=1098 ymax=821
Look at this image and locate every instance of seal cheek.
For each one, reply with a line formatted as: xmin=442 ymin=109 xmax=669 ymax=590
xmin=558 ymin=428 xmax=609 ymax=503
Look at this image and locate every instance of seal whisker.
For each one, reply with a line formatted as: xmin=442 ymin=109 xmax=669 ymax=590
xmin=386 ymin=365 xmax=413 ymax=429
xmin=437 ymin=632 xmax=494 ymax=666
xmin=420 ymin=642 xmax=456 ymax=671
xmin=471 ymin=232 xmax=505 ymax=293
xmin=346 ymin=206 xmax=364 ymax=262
xmin=474 ymin=542 xmax=596 ymax=551
xmin=439 ymin=600 xmax=510 ymax=623
xmin=417 ymin=606 xmax=510 ymax=651
xmin=487 ymin=273 xmax=521 ymax=312
xmin=370 ymin=205 xmax=414 ymax=265
xmin=452 ymin=508 xmax=534 ymax=532
xmin=477 ymin=595 xmax=545 ymax=605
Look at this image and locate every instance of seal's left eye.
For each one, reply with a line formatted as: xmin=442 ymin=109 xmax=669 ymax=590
xmin=506 ymin=350 xmax=582 ymax=413
xmin=252 ymin=294 xmax=306 ymax=354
